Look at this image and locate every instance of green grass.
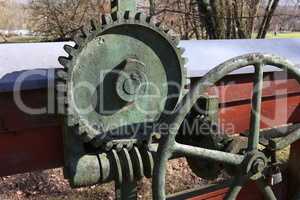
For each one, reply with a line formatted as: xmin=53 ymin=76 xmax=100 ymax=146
xmin=1 ymin=32 xmax=299 ymax=44
xmin=267 ymin=32 xmax=300 ymax=39
xmin=0 ymin=36 xmax=45 ymax=43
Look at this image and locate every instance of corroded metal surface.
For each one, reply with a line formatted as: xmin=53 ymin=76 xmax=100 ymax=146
xmin=153 ymin=53 xmax=300 ymax=200
xmin=0 ymin=62 xmax=299 ymax=200
xmin=59 ymin=9 xmax=187 ymax=200
xmin=58 ymin=11 xmax=187 ymax=147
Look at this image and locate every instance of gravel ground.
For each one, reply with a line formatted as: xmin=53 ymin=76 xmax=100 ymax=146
xmin=0 ymin=147 xmax=290 ymax=200
xmin=0 ymin=159 xmax=211 ymax=200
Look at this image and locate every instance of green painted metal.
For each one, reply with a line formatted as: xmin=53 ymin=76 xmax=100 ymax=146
xmin=58 ymin=12 xmax=186 ymax=148
xmin=178 ymin=95 xmax=233 ymax=180
xmin=256 ymin=178 xmax=277 ymax=200
xmin=174 ymin=143 xmax=244 ymax=166
xmin=248 ymin=63 xmax=264 ymax=151
xmin=152 ymin=53 xmax=300 ymax=200
xmin=269 ymin=128 xmax=300 ymax=151
xmin=59 ymin=10 xmax=186 ymax=200
xmin=63 ymin=125 xmax=155 ymax=187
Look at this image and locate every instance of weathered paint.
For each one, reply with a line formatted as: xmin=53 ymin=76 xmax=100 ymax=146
xmin=153 ymin=53 xmax=300 ymax=200
xmin=0 ymin=65 xmax=299 ymax=199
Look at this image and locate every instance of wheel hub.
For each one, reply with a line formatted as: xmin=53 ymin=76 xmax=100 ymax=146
xmin=243 ymin=151 xmax=268 ymax=178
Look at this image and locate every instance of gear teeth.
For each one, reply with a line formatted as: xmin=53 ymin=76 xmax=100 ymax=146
xmin=164 ymin=29 xmax=170 ymax=34
xmin=178 ymin=47 xmax=185 ymax=56
xmin=78 ymin=121 xmax=87 ymax=134
xmin=172 ymin=36 xmax=180 ymax=46
xmin=79 ymin=131 xmax=93 ymax=143
xmin=90 ymin=19 xmax=101 ymax=31
xmin=78 ymin=123 xmax=95 ymax=143
xmin=84 ymin=24 xmax=93 ymax=35
xmin=155 ymin=22 xmax=162 ymax=28
xmin=124 ymin=10 xmax=130 ymax=20
xmin=136 ymin=13 xmax=147 ymax=23
xmin=56 ymin=69 xmax=67 ymax=80
xmin=79 ymin=27 xmax=87 ymax=38
xmin=56 ymin=83 xmax=67 ymax=92
xmin=58 ymin=56 xmax=71 ymax=68
xmin=183 ymin=57 xmax=189 ymax=65
xmin=186 ymin=77 xmax=191 ymax=87
xmin=135 ymin=12 xmax=143 ymax=21
xmin=73 ymin=33 xmax=85 ymax=46
xmin=57 ymin=96 xmax=68 ymax=105
xmin=60 ymin=12 xmax=188 ymax=146
xmin=67 ymin=115 xmax=79 ymax=127
xmin=102 ymin=14 xmax=113 ymax=25
xmin=64 ymin=45 xmax=76 ymax=57
xmin=111 ymin=12 xmax=118 ymax=21
xmin=182 ymin=67 xmax=188 ymax=77
xmin=146 ymin=16 xmax=152 ymax=23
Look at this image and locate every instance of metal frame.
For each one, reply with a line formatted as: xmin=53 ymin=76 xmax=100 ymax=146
xmin=1 ymin=56 xmax=300 ymax=199
xmin=153 ymin=53 xmax=300 ymax=200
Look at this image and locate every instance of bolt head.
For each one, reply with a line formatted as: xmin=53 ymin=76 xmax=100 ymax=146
xmin=252 ymin=159 xmax=265 ymax=174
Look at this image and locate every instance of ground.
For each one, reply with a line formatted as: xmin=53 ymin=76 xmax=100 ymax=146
xmin=0 ymin=159 xmax=212 ymax=200
xmin=0 ymin=146 xmax=290 ymax=200
xmin=267 ymin=32 xmax=300 ymax=39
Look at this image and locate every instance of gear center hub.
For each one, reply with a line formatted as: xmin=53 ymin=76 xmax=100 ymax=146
xmin=116 ymin=58 xmax=147 ymax=102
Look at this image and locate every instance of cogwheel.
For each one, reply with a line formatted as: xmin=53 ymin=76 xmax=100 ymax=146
xmin=57 ymin=11 xmax=187 ymax=148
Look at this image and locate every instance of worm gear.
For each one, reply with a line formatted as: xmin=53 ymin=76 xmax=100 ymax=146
xmin=57 ymin=11 xmax=187 ymax=149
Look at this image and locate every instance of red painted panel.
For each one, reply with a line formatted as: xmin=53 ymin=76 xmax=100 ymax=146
xmin=0 ymin=126 xmax=64 ymax=176
xmin=192 ymin=72 xmax=300 ymax=103
xmin=219 ymin=95 xmax=300 ymax=134
xmin=0 ymin=72 xmax=299 ymax=200
xmin=184 ymin=182 xmax=286 ymax=200
xmin=0 ymin=89 xmax=58 ymax=131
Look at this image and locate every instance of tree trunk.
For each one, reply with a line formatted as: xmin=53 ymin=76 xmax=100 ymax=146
xmin=197 ymin=0 xmax=277 ymax=39
xmin=257 ymin=0 xmax=280 ymax=39
xmin=149 ymin=0 xmax=155 ymax=16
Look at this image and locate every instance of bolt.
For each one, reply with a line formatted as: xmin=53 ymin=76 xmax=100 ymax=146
xmin=97 ymin=37 xmax=105 ymax=46
xmin=130 ymin=72 xmax=140 ymax=80
xmin=252 ymin=159 xmax=265 ymax=174
xmin=123 ymin=73 xmax=142 ymax=95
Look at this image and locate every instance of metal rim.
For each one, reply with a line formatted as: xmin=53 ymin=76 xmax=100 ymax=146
xmin=153 ymin=53 xmax=300 ymax=200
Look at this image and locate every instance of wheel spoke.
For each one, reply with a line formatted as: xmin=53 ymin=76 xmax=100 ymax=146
xmin=248 ymin=63 xmax=264 ymax=151
xmin=173 ymin=142 xmax=244 ymax=166
xmin=225 ymin=176 xmax=248 ymax=200
xmin=256 ymin=178 xmax=277 ymax=200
